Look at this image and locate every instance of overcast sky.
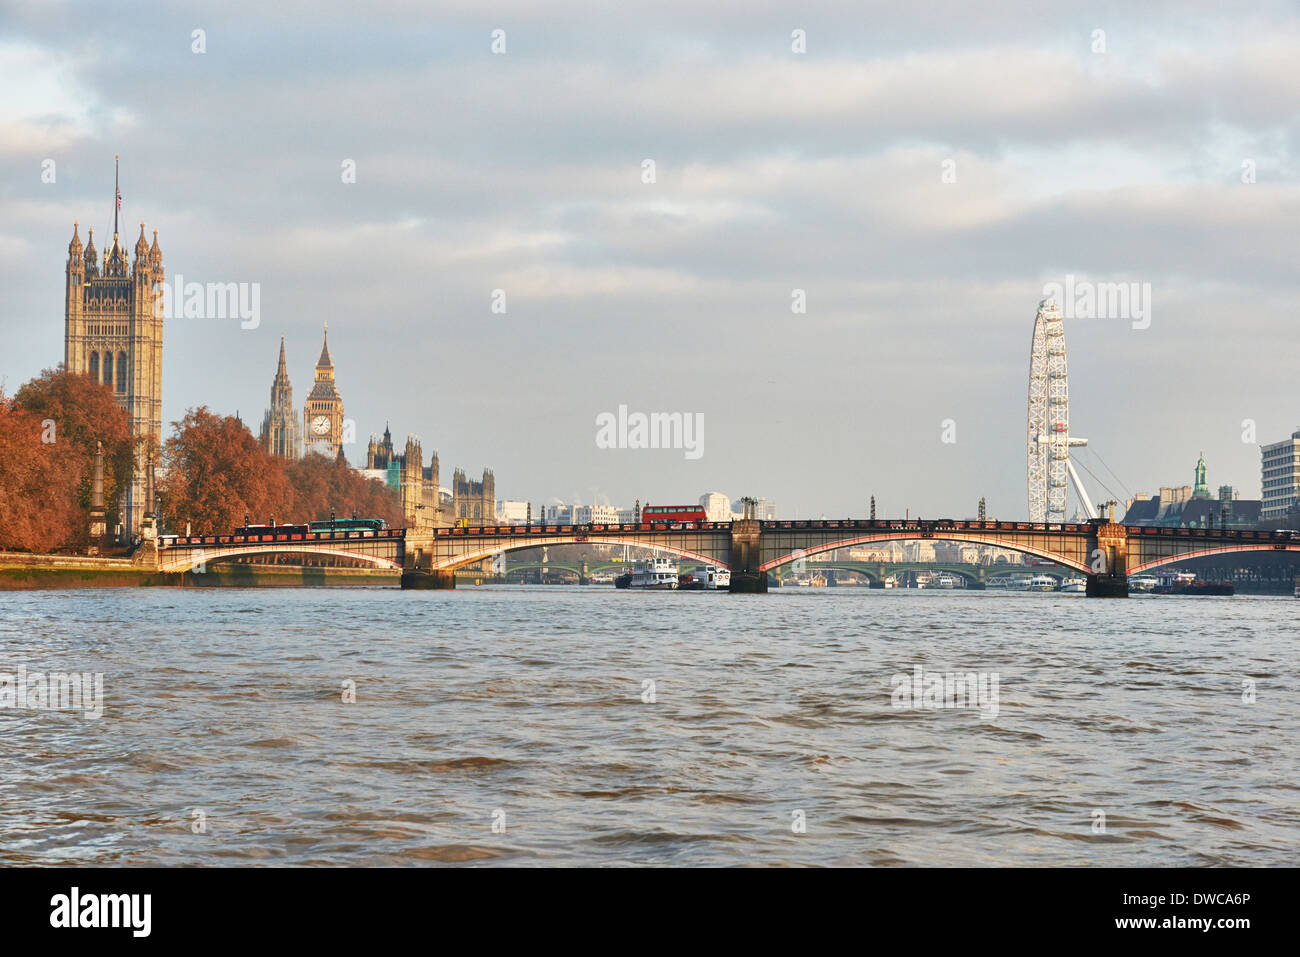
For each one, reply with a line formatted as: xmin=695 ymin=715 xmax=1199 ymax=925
xmin=2 ymin=0 xmax=1297 ymax=518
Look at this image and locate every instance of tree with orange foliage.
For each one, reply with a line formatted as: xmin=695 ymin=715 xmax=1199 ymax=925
xmin=0 ymin=392 xmax=85 ymax=552
xmin=159 ymin=410 xmax=401 ymax=534
xmin=160 ymin=407 xmax=291 ymax=535
xmin=0 ymin=367 xmax=136 ymax=552
xmin=284 ymin=452 xmax=403 ymax=528
xmin=14 ymin=368 xmax=137 ymax=531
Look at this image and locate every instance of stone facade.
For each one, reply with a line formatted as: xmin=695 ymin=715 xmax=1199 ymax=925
xmin=367 ymin=425 xmax=495 ymax=528
xmin=366 ymin=427 xmax=441 ymax=527
xmin=64 ymin=166 xmax=163 ymax=541
xmin=259 ymin=336 xmax=301 ymax=459
xmin=452 ymin=468 xmax=496 ymax=523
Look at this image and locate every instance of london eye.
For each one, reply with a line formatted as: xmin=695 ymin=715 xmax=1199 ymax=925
xmin=1027 ymin=298 xmax=1096 ymax=523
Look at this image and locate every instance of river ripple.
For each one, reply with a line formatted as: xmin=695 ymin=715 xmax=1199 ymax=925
xmin=0 ymin=586 xmax=1295 ymax=866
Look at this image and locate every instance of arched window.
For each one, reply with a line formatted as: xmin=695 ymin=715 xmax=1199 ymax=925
xmin=117 ymin=352 xmax=128 ymax=392
xmin=102 ymin=352 xmax=113 ymax=388
xmin=89 ymin=352 xmax=99 ymax=381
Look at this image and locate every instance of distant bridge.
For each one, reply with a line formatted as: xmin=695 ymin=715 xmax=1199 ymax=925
xmin=152 ymin=518 xmax=1300 ymax=596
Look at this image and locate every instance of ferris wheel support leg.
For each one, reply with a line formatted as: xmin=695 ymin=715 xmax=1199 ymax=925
xmin=1066 ymin=458 xmax=1098 ymax=521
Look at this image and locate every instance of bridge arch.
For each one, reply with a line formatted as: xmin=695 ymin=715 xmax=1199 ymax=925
xmin=806 ymin=564 xmax=880 ymax=584
xmin=157 ymin=544 xmax=403 ymax=573
xmin=1127 ymin=543 xmax=1300 ymax=575
xmin=432 ymin=536 xmax=727 ymax=571
xmin=760 ymin=532 xmax=1092 ymax=575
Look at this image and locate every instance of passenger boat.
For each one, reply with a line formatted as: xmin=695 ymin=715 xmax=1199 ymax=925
xmin=1059 ymin=577 xmax=1087 ymax=593
xmin=1153 ymin=571 xmax=1234 ymax=596
xmin=1026 ymin=574 xmax=1058 ymax=592
xmin=934 ymin=573 xmax=961 ymax=589
xmin=996 ymin=575 xmax=1035 ymax=590
xmin=680 ymin=565 xmax=730 ymax=590
xmin=627 ymin=557 xmax=679 ymax=589
xmin=1128 ymin=575 xmax=1159 ymax=592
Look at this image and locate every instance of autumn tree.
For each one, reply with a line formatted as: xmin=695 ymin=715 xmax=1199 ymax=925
xmin=14 ymin=367 xmax=137 ymax=521
xmin=284 ymin=453 xmax=403 ymax=527
xmin=159 ymin=410 xmax=401 ymax=534
xmin=160 ymin=407 xmax=290 ymax=534
xmin=1 ymin=367 xmax=136 ymax=552
xmin=0 ymin=392 xmax=85 ymax=552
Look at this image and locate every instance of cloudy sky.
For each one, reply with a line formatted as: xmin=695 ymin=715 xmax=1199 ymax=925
xmin=2 ymin=0 xmax=1297 ymax=518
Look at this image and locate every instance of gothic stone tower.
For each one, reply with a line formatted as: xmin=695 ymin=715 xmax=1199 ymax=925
xmin=452 ymin=467 xmax=495 ymax=523
xmin=304 ymin=324 xmax=345 ymax=457
xmin=64 ymin=158 xmax=163 ymax=540
xmin=366 ymin=423 xmax=396 ymax=469
xmin=259 ymin=336 xmax=301 ymax=459
xmin=400 ymin=435 xmax=424 ymax=523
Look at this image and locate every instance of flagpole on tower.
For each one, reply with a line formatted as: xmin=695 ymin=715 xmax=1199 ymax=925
xmin=113 ymin=154 xmax=120 ymax=237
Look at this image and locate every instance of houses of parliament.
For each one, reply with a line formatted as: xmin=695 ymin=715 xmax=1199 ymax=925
xmin=258 ymin=329 xmax=496 ymax=528
xmin=62 ymin=159 xmax=496 ymax=536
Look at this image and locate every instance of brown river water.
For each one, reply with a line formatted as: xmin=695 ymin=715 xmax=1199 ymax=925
xmin=0 ymin=586 xmax=1295 ymax=865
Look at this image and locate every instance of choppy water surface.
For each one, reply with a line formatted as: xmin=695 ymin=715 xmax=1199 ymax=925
xmin=0 ymin=586 xmax=1295 ymax=866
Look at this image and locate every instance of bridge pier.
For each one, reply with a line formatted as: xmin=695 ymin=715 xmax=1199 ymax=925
xmin=728 ymin=518 xmax=768 ymax=593
xmin=1087 ymin=520 xmax=1128 ymax=597
xmin=1086 ymin=574 xmax=1128 ymax=598
xmin=400 ymin=569 xmax=456 ymax=589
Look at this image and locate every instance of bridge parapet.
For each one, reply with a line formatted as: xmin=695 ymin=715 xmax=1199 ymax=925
xmin=394 ymin=518 xmax=1300 ymax=595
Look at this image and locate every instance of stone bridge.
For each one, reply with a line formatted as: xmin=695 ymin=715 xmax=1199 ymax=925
xmin=398 ymin=518 xmax=1300 ymax=596
xmin=149 ymin=518 xmax=1300 ymax=596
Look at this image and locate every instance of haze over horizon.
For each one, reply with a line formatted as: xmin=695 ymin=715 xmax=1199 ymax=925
xmin=2 ymin=0 xmax=1297 ymax=518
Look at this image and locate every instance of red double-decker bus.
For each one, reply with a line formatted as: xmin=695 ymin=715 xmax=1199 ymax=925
xmin=640 ymin=504 xmax=707 ymax=523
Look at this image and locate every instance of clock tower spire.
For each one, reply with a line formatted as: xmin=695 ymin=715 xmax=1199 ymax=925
xmin=304 ymin=322 xmax=345 ymax=458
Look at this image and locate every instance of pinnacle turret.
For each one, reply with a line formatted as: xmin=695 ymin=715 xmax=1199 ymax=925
xmin=317 ymin=323 xmax=332 ymax=368
xmin=84 ymin=229 xmax=98 ymax=276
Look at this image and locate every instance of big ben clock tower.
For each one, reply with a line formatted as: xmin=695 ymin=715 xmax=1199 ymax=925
xmin=304 ymin=323 xmax=345 ymax=457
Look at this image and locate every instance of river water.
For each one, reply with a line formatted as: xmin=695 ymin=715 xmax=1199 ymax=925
xmin=0 ymin=585 xmax=1295 ymax=866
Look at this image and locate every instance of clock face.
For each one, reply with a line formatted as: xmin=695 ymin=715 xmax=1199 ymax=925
xmin=312 ymin=415 xmax=331 ymax=435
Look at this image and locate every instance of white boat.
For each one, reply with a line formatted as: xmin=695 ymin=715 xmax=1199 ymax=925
xmin=1001 ymin=575 xmax=1034 ymax=590
xmin=1128 ymin=575 xmax=1159 ymax=592
xmin=682 ymin=565 xmax=729 ymax=590
xmin=1059 ymin=577 xmax=1087 ymax=593
xmin=1027 ymin=574 xmax=1058 ymax=592
xmin=935 ymin=573 xmax=961 ymax=589
xmin=628 ymin=557 xmax=679 ymax=589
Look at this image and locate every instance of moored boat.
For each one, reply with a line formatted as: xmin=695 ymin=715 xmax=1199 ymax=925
xmin=627 ymin=557 xmax=679 ymax=589
xmin=680 ymin=565 xmax=730 ymax=590
xmin=1153 ymin=571 xmax=1233 ymax=596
